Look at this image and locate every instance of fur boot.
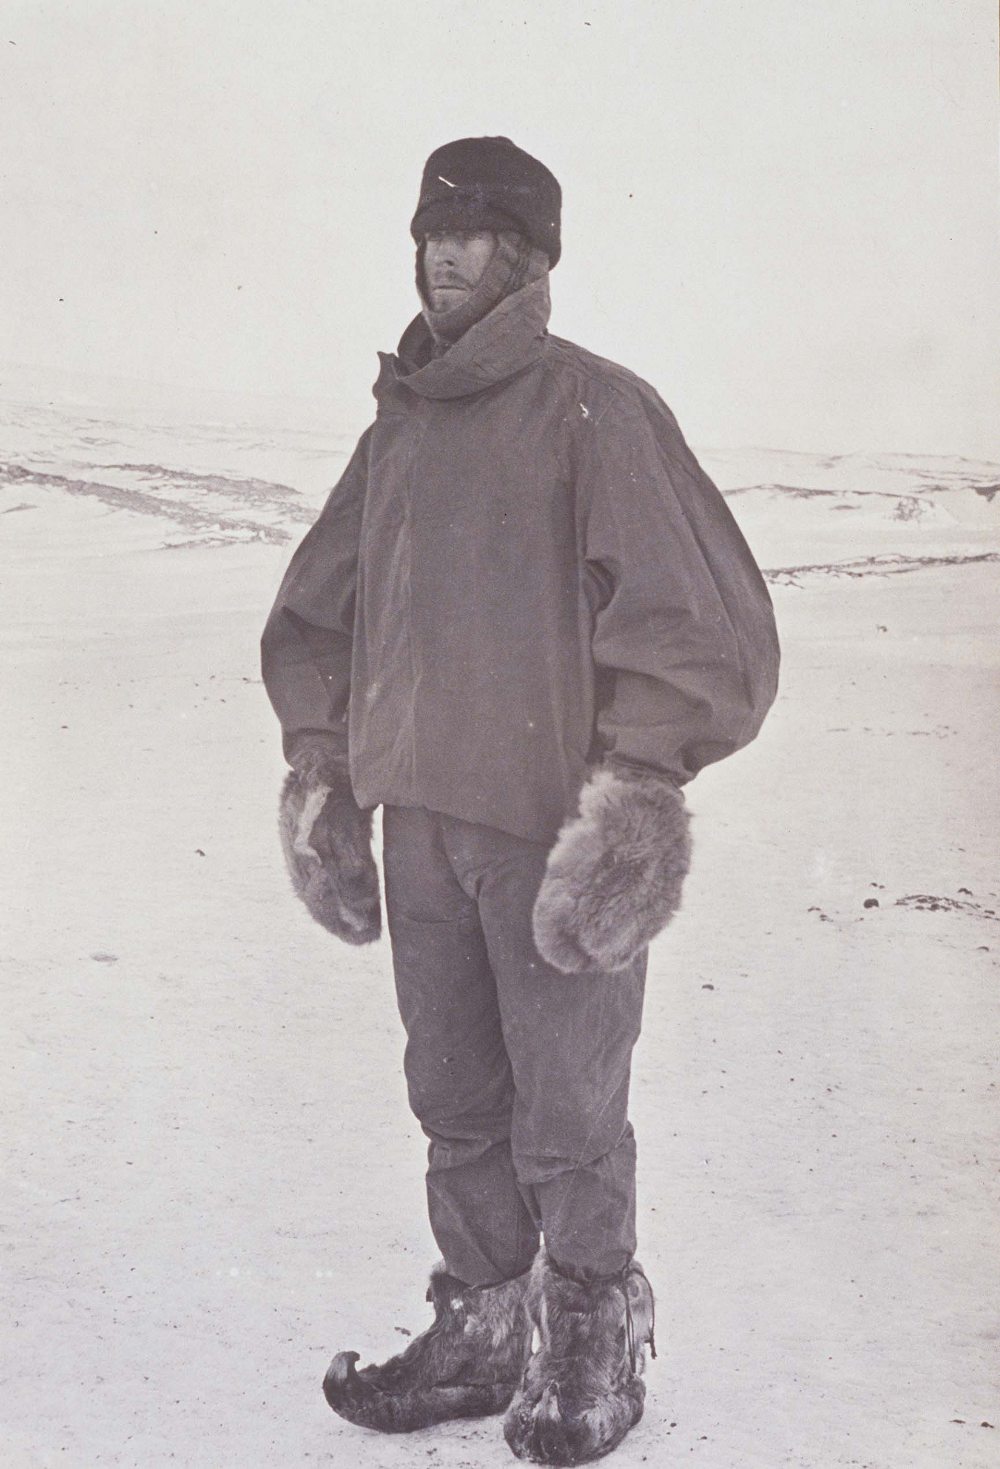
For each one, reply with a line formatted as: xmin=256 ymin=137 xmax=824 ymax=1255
xmin=532 ymin=766 xmax=690 ymax=974
xmin=278 ymin=767 xmax=381 ymax=943
xmin=503 ymin=1252 xmax=656 ymax=1465
xmin=322 ymin=1263 xmax=533 ymax=1434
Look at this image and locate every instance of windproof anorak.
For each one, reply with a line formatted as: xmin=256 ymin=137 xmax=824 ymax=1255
xmin=261 ymin=277 xmax=779 ymax=844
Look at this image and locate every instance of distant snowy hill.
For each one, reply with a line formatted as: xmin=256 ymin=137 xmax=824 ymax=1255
xmin=1 ymin=368 xmax=997 ymax=578
xmin=700 ymin=447 xmax=1000 ymax=583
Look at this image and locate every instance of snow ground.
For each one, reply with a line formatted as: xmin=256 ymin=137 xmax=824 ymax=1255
xmin=2 ymin=384 xmax=998 ymax=1467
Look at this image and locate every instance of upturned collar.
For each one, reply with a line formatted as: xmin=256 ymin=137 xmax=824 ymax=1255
xmin=374 ymin=275 xmax=551 ymax=403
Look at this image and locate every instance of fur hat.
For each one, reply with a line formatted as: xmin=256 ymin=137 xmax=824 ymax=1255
xmin=411 ymin=136 xmax=562 ymax=267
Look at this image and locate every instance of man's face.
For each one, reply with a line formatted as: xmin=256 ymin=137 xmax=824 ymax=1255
xmin=423 ymin=231 xmax=496 ymax=311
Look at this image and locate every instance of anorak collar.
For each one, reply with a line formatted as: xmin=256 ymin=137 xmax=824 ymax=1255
xmin=375 ymin=275 xmax=551 ymax=403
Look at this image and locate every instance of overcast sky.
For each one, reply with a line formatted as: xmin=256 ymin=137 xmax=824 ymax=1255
xmin=4 ymin=0 xmax=997 ymax=455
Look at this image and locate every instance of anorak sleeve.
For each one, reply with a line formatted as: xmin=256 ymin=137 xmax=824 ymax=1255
xmin=260 ymin=426 xmax=373 ymax=767
xmin=581 ymin=389 xmax=779 ymax=784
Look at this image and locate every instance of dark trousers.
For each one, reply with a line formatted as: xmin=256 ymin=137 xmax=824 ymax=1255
xmin=382 ymin=806 xmax=646 ymax=1287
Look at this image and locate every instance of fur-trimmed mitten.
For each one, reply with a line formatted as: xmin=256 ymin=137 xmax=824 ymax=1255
xmin=322 ymin=1263 xmax=533 ymax=1433
xmin=532 ymin=766 xmax=691 ymax=974
xmin=503 ymin=1251 xmax=656 ymax=1464
xmin=278 ymin=738 xmax=381 ymax=944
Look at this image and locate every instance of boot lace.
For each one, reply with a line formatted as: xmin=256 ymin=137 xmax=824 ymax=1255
xmin=613 ymin=1264 xmax=656 ymax=1374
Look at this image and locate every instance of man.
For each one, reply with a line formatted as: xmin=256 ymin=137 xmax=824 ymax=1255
xmin=261 ymin=136 xmax=779 ymax=1464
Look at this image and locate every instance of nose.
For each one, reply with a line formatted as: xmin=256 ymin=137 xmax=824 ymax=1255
xmin=425 ymin=235 xmax=458 ymax=268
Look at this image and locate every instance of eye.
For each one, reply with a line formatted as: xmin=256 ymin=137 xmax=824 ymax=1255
xmin=425 ymin=230 xmax=484 ymax=244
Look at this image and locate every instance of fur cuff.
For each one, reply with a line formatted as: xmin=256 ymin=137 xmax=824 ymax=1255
xmin=286 ymin=733 xmax=352 ymax=794
xmin=532 ymin=766 xmax=691 ymax=974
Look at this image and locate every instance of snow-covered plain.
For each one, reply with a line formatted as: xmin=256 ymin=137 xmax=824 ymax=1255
xmin=2 ymin=372 xmax=998 ymax=1468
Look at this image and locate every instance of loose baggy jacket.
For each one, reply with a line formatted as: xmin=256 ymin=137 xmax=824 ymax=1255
xmin=261 ymin=277 xmax=780 ymax=844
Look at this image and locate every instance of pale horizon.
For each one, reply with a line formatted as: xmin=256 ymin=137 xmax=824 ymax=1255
xmin=4 ymin=0 xmax=998 ymax=458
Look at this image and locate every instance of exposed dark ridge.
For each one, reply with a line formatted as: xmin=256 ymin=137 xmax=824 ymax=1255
xmin=0 ymin=462 xmax=298 ymax=543
xmin=95 ymin=462 xmax=303 ymax=499
xmin=764 ymin=552 xmax=1000 ymax=586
